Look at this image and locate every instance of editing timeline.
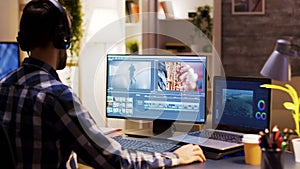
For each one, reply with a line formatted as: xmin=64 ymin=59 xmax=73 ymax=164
xmin=106 ymin=95 xmax=200 ymax=117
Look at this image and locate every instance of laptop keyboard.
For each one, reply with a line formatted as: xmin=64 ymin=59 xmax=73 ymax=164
xmin=188 ymin=130 xmax=243 ymax=143
xmin=112 ymin=136 xmax=181 ymax=153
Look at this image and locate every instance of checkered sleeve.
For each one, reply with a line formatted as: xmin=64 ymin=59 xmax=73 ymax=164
xmin=54 ymin=88 xmax=180 ymax=169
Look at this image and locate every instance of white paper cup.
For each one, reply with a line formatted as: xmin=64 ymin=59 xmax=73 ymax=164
xmin=292 ymin=138 xmax=300 ymax=163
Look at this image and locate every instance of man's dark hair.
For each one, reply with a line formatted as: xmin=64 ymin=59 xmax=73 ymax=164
xmin=17 ymin=0 xmax=71 ymax=51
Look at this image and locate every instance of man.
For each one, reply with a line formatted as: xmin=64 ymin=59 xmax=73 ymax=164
xmin=128 ymin=63 xmax=136 ymax=89
xmin=0 ymin=0 xmax=206 ymax=168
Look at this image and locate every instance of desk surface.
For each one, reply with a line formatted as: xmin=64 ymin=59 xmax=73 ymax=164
xmin=172 ymin=152 xmax=300 ymax=169
xmin=78 ymin=152 xmax=300 ymax=169
xmin=105 ymin=128 xmax=300 ymax=169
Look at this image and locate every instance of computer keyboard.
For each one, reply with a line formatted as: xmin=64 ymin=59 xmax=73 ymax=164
xmin=112 ymin=136 xmax=181 ymax=153
xmin=188 ymin=130 xmax=243 ymax=143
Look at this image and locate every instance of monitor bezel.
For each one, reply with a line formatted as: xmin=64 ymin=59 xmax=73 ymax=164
xmin=212 ymin=76 xmax=272 ymax=134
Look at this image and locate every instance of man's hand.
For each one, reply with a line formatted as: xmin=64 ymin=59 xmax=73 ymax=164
xmin=174 ymin=144 xmax=206 ymax=165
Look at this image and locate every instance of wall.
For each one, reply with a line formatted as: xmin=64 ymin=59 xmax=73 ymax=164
xmin=0 ymin=0 xmax=19 ymax=41
xmin=221 ymin=0 xmax=300 ymax=77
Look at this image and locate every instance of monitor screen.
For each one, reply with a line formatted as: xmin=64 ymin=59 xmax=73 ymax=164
xmin=0 ymin=42 xmax=19 ymax=79
xmin=106 ymin=54 xmax=207 ymax=124
xmin=212 ymin=76 xmax=271 ymax=133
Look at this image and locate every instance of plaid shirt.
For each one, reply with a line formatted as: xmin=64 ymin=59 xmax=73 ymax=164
xmin=0 ymin=58 xmax=180 ymax=169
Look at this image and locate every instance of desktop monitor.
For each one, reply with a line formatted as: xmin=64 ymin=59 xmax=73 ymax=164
xmin=0 ymin=42 xmax=19 ymax=79
xmin=106 ymin=54 xmax=207 ymax=134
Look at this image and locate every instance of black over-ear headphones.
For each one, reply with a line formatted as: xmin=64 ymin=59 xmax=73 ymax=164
xmin=17 ymin=0 xmax=71 ymax=51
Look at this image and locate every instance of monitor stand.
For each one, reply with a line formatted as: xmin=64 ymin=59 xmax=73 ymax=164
xmin=152 ymin=119 xmax=175 ymax=136
xmin=125 ymin=119 xmax=175 ymax=139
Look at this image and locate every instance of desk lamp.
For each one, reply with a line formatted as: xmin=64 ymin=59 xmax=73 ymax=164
xmin=260 ymin=39 xmax=299 ymax=81
xmin=260 ymin=39 xmax=300 ymax=137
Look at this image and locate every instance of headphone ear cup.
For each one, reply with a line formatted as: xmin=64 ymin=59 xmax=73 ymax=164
xmin=53 ymin=26 xmax=63 ymax=49
xmin=53 ymin=24 xmax=70 ymax=49
xmin=17 ymin=31 xmax=29 ymax=51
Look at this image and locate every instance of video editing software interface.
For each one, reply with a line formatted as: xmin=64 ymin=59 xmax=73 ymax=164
xmin=0 ymin=42 xmax=19 ymax=79
xmin=106 ymin=54 xmax=207 ymax=123
xmin=213 ymin=76 xmax=271 ymax=133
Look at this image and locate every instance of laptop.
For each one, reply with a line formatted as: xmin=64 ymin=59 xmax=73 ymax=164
xmin=168 ymin=76 xmax=271 ymax=159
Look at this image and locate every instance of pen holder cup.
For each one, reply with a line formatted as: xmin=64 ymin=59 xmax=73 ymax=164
xmin=261 ymin=149 xmax=283 ymax=169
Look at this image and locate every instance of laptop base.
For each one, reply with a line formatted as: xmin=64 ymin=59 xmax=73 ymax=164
xmin=202 ymin=146 xmax=244 ymax=160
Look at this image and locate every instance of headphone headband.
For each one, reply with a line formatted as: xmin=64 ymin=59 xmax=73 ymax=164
xmin=17 ymin=0 xmax=71 ymax=51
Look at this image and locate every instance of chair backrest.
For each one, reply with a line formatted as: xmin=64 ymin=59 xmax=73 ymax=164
xmin=0 ymin=123 xmax=16 ymax=169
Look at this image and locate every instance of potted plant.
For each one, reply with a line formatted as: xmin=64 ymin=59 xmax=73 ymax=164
xmin=260 ymin=83 xmax=300 ymax=162
xmin=126 ymin=40 xmax=139 ymax=54
xmin=58 ymin=0 xmax=83 ymax=86
xmin=59 ymin=0 xmax=83 ymax=57
xmin=189 ymin=5 xmax=212 ymax=52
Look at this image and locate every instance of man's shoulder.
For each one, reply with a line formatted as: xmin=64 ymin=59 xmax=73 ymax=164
xmin=1 ymin=68 xmax=75 ymax=98
xmin=37 ymin=73 xmax=72 ymax=96
xmin=3 ymin=70 xmax=71 ymax=97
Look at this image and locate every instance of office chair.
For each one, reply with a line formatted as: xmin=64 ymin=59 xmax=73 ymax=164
xmin=0 ymin=123 xmax=16 ymax=169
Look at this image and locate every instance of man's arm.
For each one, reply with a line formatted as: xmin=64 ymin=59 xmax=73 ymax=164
xmin=56 ymin=88 xmax=205 ymax=168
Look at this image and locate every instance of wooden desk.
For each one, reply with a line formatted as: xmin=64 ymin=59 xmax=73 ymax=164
xmin=172 ymin=152 xmax=300 ymax=169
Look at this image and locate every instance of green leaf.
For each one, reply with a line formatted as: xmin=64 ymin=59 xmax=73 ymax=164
xmin=283 ymin=102 xmax=296 ymax=110
xmin=59 ymin=0 xmax=83 ymax=57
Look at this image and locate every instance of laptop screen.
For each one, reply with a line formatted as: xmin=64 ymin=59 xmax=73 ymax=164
xmin=212 ymin=76 xmax=271 ymax=134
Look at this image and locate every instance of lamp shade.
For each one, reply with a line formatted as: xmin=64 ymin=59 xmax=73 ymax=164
xmin=260 ymin=51 xmax=291 ymax=81
xmin=260 ymin=39 xmax=292 ymax=81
